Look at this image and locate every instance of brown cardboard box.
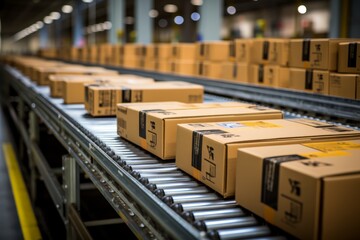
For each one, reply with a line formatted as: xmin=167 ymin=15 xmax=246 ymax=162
xmin=123 ymin=44 xmax=143 ymax=58
xmin=196 ymin=42 xmax=206 ymax=61
xmin=155 ymin=60 xmax=171 ymax=73
xmin=234 ymin=39 xmax=253 ymax=63
xmin=202 ymin=61 xmax=223 ymax=79
xmin=236 ymin=140 xmax=360 ymax=240
xmin=252 ymin=39 xmax=289 ymax=66
xmin=121 ymin=58 xmax=141 ymax=69
xmin=329 ymin=73 xmax=360 ymax=99
xmin=143 ymin=44 xmax=156 ymax=59
xmin=204 ymin=41 xmax=234 ymax=62
xmin=118 ymin=102 xmax=282 ymax=159
xmin=289 ymin=39 xmax=355 ymax=70
xmin=63 ymin=76 xmax=154 ymax=104
xmin=111 ymin=45 xmax=123 ymax=66
xmin=70 ymin=47 xmax=79 ymax=61
xmin=87 ymin=45 xmax=98 ymax=63
xmin=249 ymin=64 xmax=265 ymax=85
xmin=289 ymin=68 xmax=330 ymax=94
xmin=338 ymin=42 xmax=360 ymax=73
xmin=87 ymin=81 xmax=204 ymax=116
xmin=170 ymin=60 xmax=196 ymax=75
xmin=221 ymin=62 xmax=251 ymax=83
xmin=172 ymin=43 xmax=196 ymax=61
xmin=176 ymin=118 xmax=360 ymax=197
xmin=264 ymin=65 xmax=290 ymax=88
xmin=144 ymin=59 xmax=156 ymax=71
xmin=154 ymin=44 xmax=172 ymax=59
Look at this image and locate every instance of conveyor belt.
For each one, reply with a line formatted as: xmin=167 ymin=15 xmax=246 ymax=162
xmin=3 ymin=64 xmax=358 ymax=239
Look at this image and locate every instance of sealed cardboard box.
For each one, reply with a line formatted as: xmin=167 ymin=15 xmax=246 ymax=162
xmin=86 ymin=81 xmax=204 ymax=116
xmin=196 ymin=42 xmax=207 ymax=61
xmin=289 ymin=39 xmax=355 ymax=70
xmin=118 ymin=102 xmax=283 ymax=159
xmin=204 ymin=41 xmax=234 ymax=62
xmin=249 ymin=64 xmax=265 ymax=85
xmin=112 ymin=45 xmax=123 ymax=66
xmin=155 ymin=60 xmax=171 ymax=73
xmin=329 ymin=73 xmax=360 ymax=99
xmin=143 ymin=44 xmax=156 ymax=59
xmin=264 ymin=65 xmax=290 ymax=88
xmin=154 ymin=44 xmax=172 ymax=59
xmin=289 ymin=68 xmax=330 ymax=94
xmin=338 ymin=42 xmax=360 ymax=73
xmin=170 ymin=60 xmax=196 ymax=75
xmin=236 ymin=140 xmax=360 ymax=240
xmin=235 ymin=39 xmax=253 ymax=63
xmin=172 ymin=43 xmax=196 ymax=61
xmin=221 ymin=62 xmax=251 ymax=83
xmin=87 ymin=45 xmax=98 ymax=63
xmin=201 ymin=61 xmax=223 ymax=79
xmin=176 ymin=118 xmax=360 ymax=197
xmin=123 ymin=44 xmax=143 ymax=58
xmin=121 ymin=58 xmax=141 ymax=69
xmin=252 ymin=39 xmax=289 ymax=66
xmin=144 ymin=59 xmax=156 ymax=71
xmin=63 ymin=76 xmax=154 ymax=104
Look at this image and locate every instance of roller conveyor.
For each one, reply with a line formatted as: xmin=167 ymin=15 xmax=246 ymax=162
xmin=2 ymin=64 xmax=359 ymax=239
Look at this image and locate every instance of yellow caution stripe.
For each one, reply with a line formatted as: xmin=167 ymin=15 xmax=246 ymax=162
xmin=3 ymin=143 xmax=42 ymax=240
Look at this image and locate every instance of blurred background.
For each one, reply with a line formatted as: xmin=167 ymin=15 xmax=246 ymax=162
xmin=0 ymin=0 xmax=359 ymax=54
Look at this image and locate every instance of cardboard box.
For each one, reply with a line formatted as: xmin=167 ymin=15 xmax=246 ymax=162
xmin=252 ymin=39 xmax=289 ymax=66
xmin=154 ymin=44 xmax=172 ymax=59
xmin=196 ymin=42 xmax=206 ymax=61
xmin=172 ymin=43 xmax=196 ymax=61
xmin=221 ymin=62 xmax=251 ymax=83
xmin=118 ymin=102 xmax=283 ymax=159
xmin=86 ymin=81 xmax=204 ymax=116
xmin=249 ymin=64 xmax=265 ymax=85
xmin=143 ymin=44 xmax=155 ymax=59
xmin=143 ymin=59 xmax=156 ymax=71
xmin=63 ymin=76 xmax=154 ymax=104
xmin=204 ymin=41 xmax=234 ymax=62
xmin=170 ymin=60 xmax=196 ymax=75
xmin=112 ymin=45 xmax=123 ymax=66
xmin=155 ymin=60 xmax=171 ymax=73
xmin=264 ymin=65 xmax=290 ymax=88
xmin=121 ymin=58 xmax=141 ymax=69
xmin=236 ymin=140 xmax=360 ymax=240
xmin=338 ymin=42 xmax=360 ymax=73
xmin=234 ymin=39 xmax=253 ymax=63
xmin=289 ymin=68 xmax=330 ymax=94
xmin=201 ymin=61 xmax=223 ymax=79
xmin=123 ymin=44 xmax=143 ymax=58
xmin=176 ymin=118 xmax=360 ymax=197
xmin=329 ymin=73 xmax=360 ymax=100
xmin=289 ymin=39 xmax=355 ymax=70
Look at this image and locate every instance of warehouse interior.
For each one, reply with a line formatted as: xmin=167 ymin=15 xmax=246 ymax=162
xmin=0 ymin=0 xmax=360 ymax=240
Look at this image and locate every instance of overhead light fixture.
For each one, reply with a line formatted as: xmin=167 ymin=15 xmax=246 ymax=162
xmin=102 ymin=21 xmax=112 ymax=30
xmin=125 ymin=16 xmax=134 ymax=25
xmin=149 ymin=9 xmax=159 ymax=18
xmin=82 ymin=0 xmax=93 ymax=3
xmin=50 ymin=12 xmax=61 ymax=20
xmin=96 ymin=23 xmax=103 ymax=32
xmin=62 ymin=5 xmax=73 ymax=13
xmin=164 ymin=4 xmax=178 ymax=13
xmin=44 ymin=16 xmax=53 ymax=24
xmin=227 ymin=6 xmax=236 ymax=15
xmin=191 ymin=0 xmax=203 ymax=6
xmin=174 ymin=16 xmax=184 ymax=25
xmin=191 ymin=12 xmax=200 ymax=21
xmin=36 ymin=21 xmax=44 ymax=29
xmin=298 ymin=5 xmax=307 ymax=14
xmin=30 ymin=24 xmax=37 ymax=32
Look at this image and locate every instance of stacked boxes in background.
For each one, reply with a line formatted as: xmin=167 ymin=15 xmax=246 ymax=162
xmin=170 ymin=43 xmax=197 ymax=75
xmin=154 ymin=43 xmax=173 ymax=73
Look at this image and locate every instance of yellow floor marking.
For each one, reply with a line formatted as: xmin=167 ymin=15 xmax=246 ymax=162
xmin=3 ymin=143 xmax=42 ymax=240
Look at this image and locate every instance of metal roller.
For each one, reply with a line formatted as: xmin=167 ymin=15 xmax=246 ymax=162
xmin=154 ymin=186 xmax=210 ymax=198
xmin=206 ymin=226 xmax=272 ymax=240
xmin=182 ymin=208 xmax=245 ymax=223
xmin=162 ymin=193 xmax=220 ymax=205
xmin=153 ymin=181 xmax=201 ymax=189
xmin=171 ymin=200 xmax=237 ymax=214
xmin=133 ymin=167 xmax=178 ymax=173
xmin=193 ymin=216 xmax=258 ymax=231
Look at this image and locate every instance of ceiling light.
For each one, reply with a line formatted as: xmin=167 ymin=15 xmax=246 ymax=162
xmin=191 ymin=12 xmax=200 ymax=21
xmin=30 ymin=25 xmax=37 ymax=32
xmin=158 ymin=19 xmax=168 ymax=28
xmin=227 ymin=6 xmax=236 ymax=15
xmin=36 ymin=21 xmax=44 ymax=29
xmin=102 ymin=21 xmax=112 ymax=30
xmin=96 ymin=23 xmax=103 ymax=31
xmin=91 ymin=25 xmax=96 ymax=32
xmin=62 ymin=5 xmax=73 ymax=13
xmin=44 ymin=16 xmax=53 ymax=24
xmin=82 ymin=0 xmax=93 ymax=3
xmin=149 ymin=9 xmax=158 ymax=18
xmin=50 ymin=12 xmax=61 ymax=20
xmin=191 ymin=0 xmax=203 ymax=6
xmin=174 ymin=16 xmax=184 ymax=25
xmin=298 ymin=5 xmax=307 ymax=14
xmin=164 ymin=4 xmax=178 ymax=13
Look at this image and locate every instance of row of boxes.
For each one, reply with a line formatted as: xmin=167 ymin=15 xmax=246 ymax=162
xmin=115 ymin=100 xmax=360 ymax=240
